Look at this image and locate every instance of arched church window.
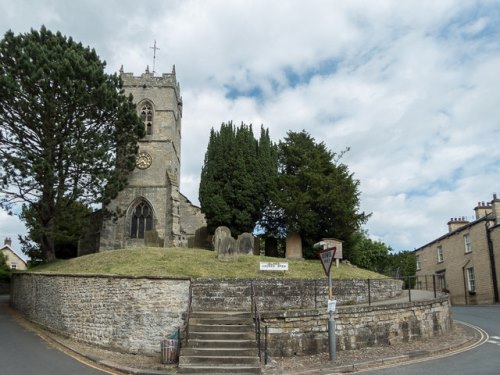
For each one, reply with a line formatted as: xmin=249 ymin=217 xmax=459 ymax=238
xmin=130 ymin=202 xmax=153 ymax=239
xmin=140 ymin=102 xmax=153 ymax=135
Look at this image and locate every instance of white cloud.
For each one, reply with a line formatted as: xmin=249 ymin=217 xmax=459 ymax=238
xmin=1 ymin=0 xmax=499 ymax=256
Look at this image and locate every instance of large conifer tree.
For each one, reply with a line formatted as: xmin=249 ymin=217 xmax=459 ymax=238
xmin=269 ymin=130 xmax=369 ymax=258
xmin=0 ymin=27 xmax=144 ymax=262
xmin=199 ymin=122 xmax=277 ymax=236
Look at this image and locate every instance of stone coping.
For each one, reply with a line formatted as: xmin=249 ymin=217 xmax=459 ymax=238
xmin=13 ymin=271 xmax=191 ymax=281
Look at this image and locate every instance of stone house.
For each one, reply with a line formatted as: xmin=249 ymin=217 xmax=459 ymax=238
xmin=1 ymin=238 xmax=27 ymax=271
xmin=414 ymin=194 xmax=500 ymax=305
xmin=97 ymin=66 xmax=207 ymax=251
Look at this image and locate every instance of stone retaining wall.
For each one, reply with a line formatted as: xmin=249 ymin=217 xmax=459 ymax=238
xmin=192 ymin=278 xmax=404 ymax=311
xmin=10 ymin=273 xmax=451 ymax=358
xmin=261 ymin=295 xmax=451 ymax=356
xmin=10 ymin=273 xmax=190 ymax=355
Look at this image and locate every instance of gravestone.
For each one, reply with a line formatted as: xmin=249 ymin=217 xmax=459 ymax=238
xmin=213 ymin=226 xmax=232 ymax=254
xmin=253 ymin=237 xmax=261 ymax=256
xmin=265 ymin=237 xmax=279 ymax=257
xmin=237 ymin=233 xmax=254 ymax=255
xmin=144 ymin=230 xmax=164 ymax=247
xmin=286 ymin=232 xmax=303 ymax=259
xmin=217 ymin=236 xmax=238 ymax=261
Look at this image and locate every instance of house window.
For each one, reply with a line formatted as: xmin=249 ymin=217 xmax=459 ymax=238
xmin=464 ymin=234 xmax=472 ymax=253
xmin=10 ymin=263 xmax=17 ymax=270
xmin=437 ymin=246 xmax=444 ymax=263
xmin=466 ymin=267 xmax=475 ymax=292
xmin=416 ymin=255 xmax=421 ymax=271
xmin=130 ymin=202 xmax=153 ymax=239
xmin=140 ymin=102 xmax=153 ymax=135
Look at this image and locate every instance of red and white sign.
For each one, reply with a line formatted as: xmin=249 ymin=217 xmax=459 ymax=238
xmin=318 ymin=247 xmax=337 ymax=276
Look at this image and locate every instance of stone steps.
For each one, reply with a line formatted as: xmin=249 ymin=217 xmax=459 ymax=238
xmin=179 ymin=310 xmax=260 ymax=374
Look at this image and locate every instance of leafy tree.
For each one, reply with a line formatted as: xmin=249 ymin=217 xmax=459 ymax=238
xmin=0 ymin=27 xmax=144 ymax=262
xmin=199 ymin=122 xmax=277 ymax=236
xmin=0 ymin=251 xmax=10 ymax=278
xmin=267 ymin=130 xmax=369 ymax=258
xmin=349 ymin=231 xmax=391 ymax=273
xmin=385 ymin=250 xmax=417 ymax=279
xmin=19 ymin=200 xmax=91 ymax=263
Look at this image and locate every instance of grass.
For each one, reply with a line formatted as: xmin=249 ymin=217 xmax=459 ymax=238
xmin=30 ymin=247 xmax=385 ymax=279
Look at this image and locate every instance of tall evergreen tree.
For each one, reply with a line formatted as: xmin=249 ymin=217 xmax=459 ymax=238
xmin=268 ymin=130 xmax=369 ymax=258
xmin=199 ymin=122 xmax=277 ymax=236
xmin=0 ymin=27 xmax=144 ymax=262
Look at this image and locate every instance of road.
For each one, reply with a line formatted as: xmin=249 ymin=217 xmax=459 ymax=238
xmin=0 ymin=295 xmax=108 ymax=375
xmin=361 ymin=305 xmax=500 ymax=374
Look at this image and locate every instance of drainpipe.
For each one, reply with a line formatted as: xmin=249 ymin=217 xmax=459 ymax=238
xmin=462 ymin=259 xmax=471 ymax=305
xmin=485 ymin=221 xmax=499 ymax=303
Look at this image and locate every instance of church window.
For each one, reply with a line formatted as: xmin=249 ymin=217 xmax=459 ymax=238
xmin=140 ymin=103 xmax=153 ymax=135
xmin=130 ymin=202 xmax=153 ymax=239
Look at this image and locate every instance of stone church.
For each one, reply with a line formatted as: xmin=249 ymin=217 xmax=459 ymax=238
xmin=98 ymin=66 xmax=207 ymax=251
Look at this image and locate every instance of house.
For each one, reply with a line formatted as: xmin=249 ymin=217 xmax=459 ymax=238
xmin=1 ymin=238 xmax=27 ymax=271
xmin=414 ymin=194 xmax=500 ymax=305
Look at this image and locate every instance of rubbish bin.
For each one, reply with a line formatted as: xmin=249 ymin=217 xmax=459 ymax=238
xmin=161 ymin=339 xmax=179 ymax=364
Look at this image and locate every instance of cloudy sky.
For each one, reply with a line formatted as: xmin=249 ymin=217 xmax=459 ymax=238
xmin=1 ymin=0 xmax=499 ymax=257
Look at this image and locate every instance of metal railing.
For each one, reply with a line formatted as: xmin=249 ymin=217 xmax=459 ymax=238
xmin=250 ymin=281 xmax=263 ymax=362
xmin=184 ymin=281 xmax=193 ymax=346
xmin=365 ymin=275 xmax=439 ymax=306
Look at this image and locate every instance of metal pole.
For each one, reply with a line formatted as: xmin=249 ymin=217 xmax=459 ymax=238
xmin=433 ymin=274 xmax=436 ymax=298
xmin=367 ymin=278 xmax=371 ymax=306
xmin=328 ymin=267 xmax=336 ymax=361
xmin=264 ymin=325 xmax=268 ymax=365
xmin=408 ymin=276 xmax=412 ymax=302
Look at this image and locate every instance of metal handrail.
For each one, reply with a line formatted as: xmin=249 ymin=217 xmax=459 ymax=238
xmin=184 ymin=280 xmax=193 ymax=346
xmin=250 ymin=281 xmax=262 ymax=361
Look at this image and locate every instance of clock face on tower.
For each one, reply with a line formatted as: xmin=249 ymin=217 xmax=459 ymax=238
xmin=135 ymin=152 xmax=152 ymax=169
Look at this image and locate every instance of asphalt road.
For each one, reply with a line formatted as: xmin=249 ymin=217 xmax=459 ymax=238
xmin=0 ymin=295 xmax=107 ymax=375
xmin=362 ymin=305 xmax=500 ymax=375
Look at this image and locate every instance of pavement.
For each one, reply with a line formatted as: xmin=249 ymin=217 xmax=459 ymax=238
xmin=4 ymin=291 xmax=484 ymax=375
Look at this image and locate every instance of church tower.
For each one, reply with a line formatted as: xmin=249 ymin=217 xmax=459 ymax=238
xmin=99 ymin=66 xmax=185 ymax=250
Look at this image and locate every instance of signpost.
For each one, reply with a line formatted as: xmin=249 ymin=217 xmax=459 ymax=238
xmin=316 ymin=245 xmax=337 ymax=361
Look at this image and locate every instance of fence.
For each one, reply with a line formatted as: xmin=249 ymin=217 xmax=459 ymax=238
xmin=366 ymin=275 xmax=439 ymax=306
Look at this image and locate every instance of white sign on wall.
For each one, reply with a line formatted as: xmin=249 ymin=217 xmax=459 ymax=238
xmin=260 ymin=262 xmax=289 ymax=271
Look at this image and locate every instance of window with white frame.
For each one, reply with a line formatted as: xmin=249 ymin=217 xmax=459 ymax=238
xmin=437 ymin=246 xmax=444 ymax=263
xmin=464 ymin=234 xmax=472 ymax=253
xmin=466 ymin=267 xmax=475 ymax=292
xmin=416 ymin=255 xmax=421 ymax=270
xmin=10 ymin=263 xmax=17 ymax=270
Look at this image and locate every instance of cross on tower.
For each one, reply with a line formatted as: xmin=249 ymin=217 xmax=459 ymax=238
xmin=150 ymin=40 xmax=160 ymax=75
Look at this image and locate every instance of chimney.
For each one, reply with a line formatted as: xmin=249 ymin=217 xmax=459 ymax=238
xmin=447 ymin=217 xmax=469 ymax=233
xmin=474 ymin=200 xmax=492 ymax=220
xmin=4 ymin=237 xmax=12 ymax=247
xmin=492 ymin=193 xmax=500 ymax=224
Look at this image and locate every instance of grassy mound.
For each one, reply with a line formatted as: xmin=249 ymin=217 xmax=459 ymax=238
xmin=30 ymin=248 xmax=385 ymax=279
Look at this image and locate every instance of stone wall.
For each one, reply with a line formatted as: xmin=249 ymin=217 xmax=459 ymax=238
xmin=10 ymin=273 xmax=190 ymax=356
xmin=191 ymin=278 xmax=404 ymax=311
xmin=262 ymin=296 xmax=451 ymax=357
xmin=10 ymin=273 xmax=451 ymax=358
